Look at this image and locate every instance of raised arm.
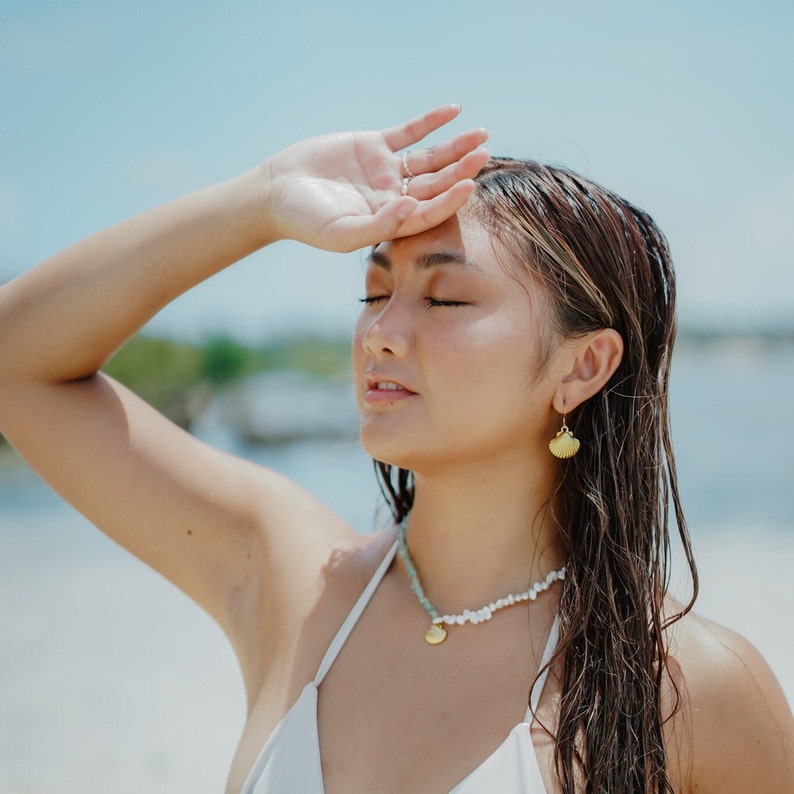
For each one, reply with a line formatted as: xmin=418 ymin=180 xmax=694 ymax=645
xmin=0 ymin=106 xmax=489 ymax=687
xmin=0 ymin=105 xmax=488 ymax=383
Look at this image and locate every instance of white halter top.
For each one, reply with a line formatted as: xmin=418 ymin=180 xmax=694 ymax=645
xmin=240 ymin=540 xmax=557 ymax=793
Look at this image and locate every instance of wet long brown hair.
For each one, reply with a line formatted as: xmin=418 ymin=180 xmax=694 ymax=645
xmin=375 ymin=158 xmax=698 ymax=793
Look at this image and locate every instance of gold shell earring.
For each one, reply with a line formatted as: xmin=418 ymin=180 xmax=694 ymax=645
xmin=549 ymin=414 xmax=581 ymax=459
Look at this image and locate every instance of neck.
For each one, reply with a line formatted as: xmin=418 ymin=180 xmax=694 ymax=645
xmin=398 ymin=451 xmax=566 ymax=612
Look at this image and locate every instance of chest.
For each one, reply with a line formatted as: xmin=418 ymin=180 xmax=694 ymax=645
xmin=316 ymin=575 xmax=558 ymax=793
xmin=227 ymin=560 xmax=560 ymax=793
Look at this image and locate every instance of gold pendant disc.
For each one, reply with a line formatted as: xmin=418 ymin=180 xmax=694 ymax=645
xmin=425 ymin=624 xmax=447 ymax=645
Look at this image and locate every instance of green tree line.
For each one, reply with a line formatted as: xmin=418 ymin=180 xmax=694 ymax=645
xmin=0 ymin=333 xmax=351 ymax=452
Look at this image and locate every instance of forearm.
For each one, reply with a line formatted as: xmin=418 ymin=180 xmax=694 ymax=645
xmin=0 ymin=165 xmax=272 ymax=385
xmin=0 ymin=107 xmax=488 ymax=390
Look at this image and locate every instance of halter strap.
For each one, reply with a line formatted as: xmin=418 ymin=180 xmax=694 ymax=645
xmin=526 ymin=613 xmax=560 ymax=721
xmin=314 ymin=540 xmax=399 ymax=686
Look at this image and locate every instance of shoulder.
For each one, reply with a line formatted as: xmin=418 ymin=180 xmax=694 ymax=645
xmin=663 ymin=605 xmax=794 ymax=793
xmin=245 ymin=522 xmax=395 ymax=692
xmin=250 ymin=505 xmax=395 ymax=651
xmin=221 ymin=459 xmax=392 ymax=686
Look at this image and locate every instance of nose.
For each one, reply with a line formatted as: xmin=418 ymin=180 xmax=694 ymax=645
xmin=359 ymin=301 xmax=413 ymax=360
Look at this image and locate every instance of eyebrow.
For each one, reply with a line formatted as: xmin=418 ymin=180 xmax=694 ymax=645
xmin=368 ymin=249 xmax=485 ymax=273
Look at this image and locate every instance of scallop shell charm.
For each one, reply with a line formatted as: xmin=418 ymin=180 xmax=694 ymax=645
xmin=549 ymin=424 xmax=580 ymax=459
xmin=425 ymin=624 xmax=447 ymax=645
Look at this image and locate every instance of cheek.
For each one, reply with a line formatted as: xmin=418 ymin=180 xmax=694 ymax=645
xmin=441 ymin=321 xmax=549 ymax=419
xmin=445 ymin=314 xmax=541 ymax=380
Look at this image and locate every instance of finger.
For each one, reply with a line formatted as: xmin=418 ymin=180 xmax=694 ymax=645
xmin=405 ymin=127 xmax=489 ymax=176
xmin=394 ymin=180 xmax=478 ymax=238
xmin=381 ymin=105 xmax=463 ymax=152
xmin=408 ymin=148 xmax=491 ymax=202
xmin=334 ymin=196 xmax=419 ymax=251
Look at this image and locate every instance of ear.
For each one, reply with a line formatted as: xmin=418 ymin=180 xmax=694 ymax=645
xmin=551 ymin=328 xmax=623 ymax=414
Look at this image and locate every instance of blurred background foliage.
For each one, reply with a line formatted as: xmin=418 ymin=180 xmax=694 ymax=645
xmin=0 ymin=333 xmax=352 ymax=451
xmin=101 ymin=333 xmax=351 ymax=430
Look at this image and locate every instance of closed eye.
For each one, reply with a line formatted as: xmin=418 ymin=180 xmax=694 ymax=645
xmin=358 ymin=295 xmax=389 ymax=305
xmin=425 ymin=298 xmax=469 ymax=307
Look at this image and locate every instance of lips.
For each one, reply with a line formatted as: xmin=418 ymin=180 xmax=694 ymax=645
xmin=362 ymin=372 xmax=418 ymax=404
xmin=364 ymin=372 xmax=417 ymax=394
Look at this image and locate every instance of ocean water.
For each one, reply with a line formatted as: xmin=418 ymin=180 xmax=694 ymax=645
xmin=0 ymin=343 xmax=792 ymax=794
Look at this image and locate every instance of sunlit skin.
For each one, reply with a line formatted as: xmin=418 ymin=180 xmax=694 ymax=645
xmin=350 ymin=211 xmax=629 ymax=608
xmin=354 ymin=217 xmax=554 ymax=469
xmin=352 ymin=214 xmax=571 ymax=598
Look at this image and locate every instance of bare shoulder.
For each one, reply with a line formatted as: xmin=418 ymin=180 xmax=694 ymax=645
xmin=244 ymin=522 xmax=395 ymax=700
xmin=663 ymin=603 xmax=794 ymax=793
xmin=228 ymin=464 xmax=376 ymax=672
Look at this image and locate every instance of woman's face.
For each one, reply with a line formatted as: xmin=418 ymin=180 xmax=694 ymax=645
xmin=352 ymin=214 xmax=561 ymax=476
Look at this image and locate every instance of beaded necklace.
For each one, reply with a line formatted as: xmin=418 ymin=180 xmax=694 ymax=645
xmin=397 ymin=520 xmax=566 ymax=645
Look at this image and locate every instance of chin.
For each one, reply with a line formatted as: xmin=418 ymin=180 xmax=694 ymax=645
xmin=359 ymin=424 xmax=436 ymax=472
xmin=360 ymin=433 xmax=412 ymax=471
xmin=361 ymin=420 xmax=542 ymax=478
xmin=360 ymin=430 xmax=476 ymax=476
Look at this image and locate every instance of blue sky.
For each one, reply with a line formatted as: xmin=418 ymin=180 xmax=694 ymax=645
xmin=1 ymin=0 xmax=792 ymax=342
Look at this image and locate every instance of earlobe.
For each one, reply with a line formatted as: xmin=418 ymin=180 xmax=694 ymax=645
xmin=553 ymin=328 xmax=624 ymax=413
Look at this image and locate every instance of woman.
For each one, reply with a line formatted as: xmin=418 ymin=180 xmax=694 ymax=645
xmin=0 ymin=105 xmax=791 ymax=793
